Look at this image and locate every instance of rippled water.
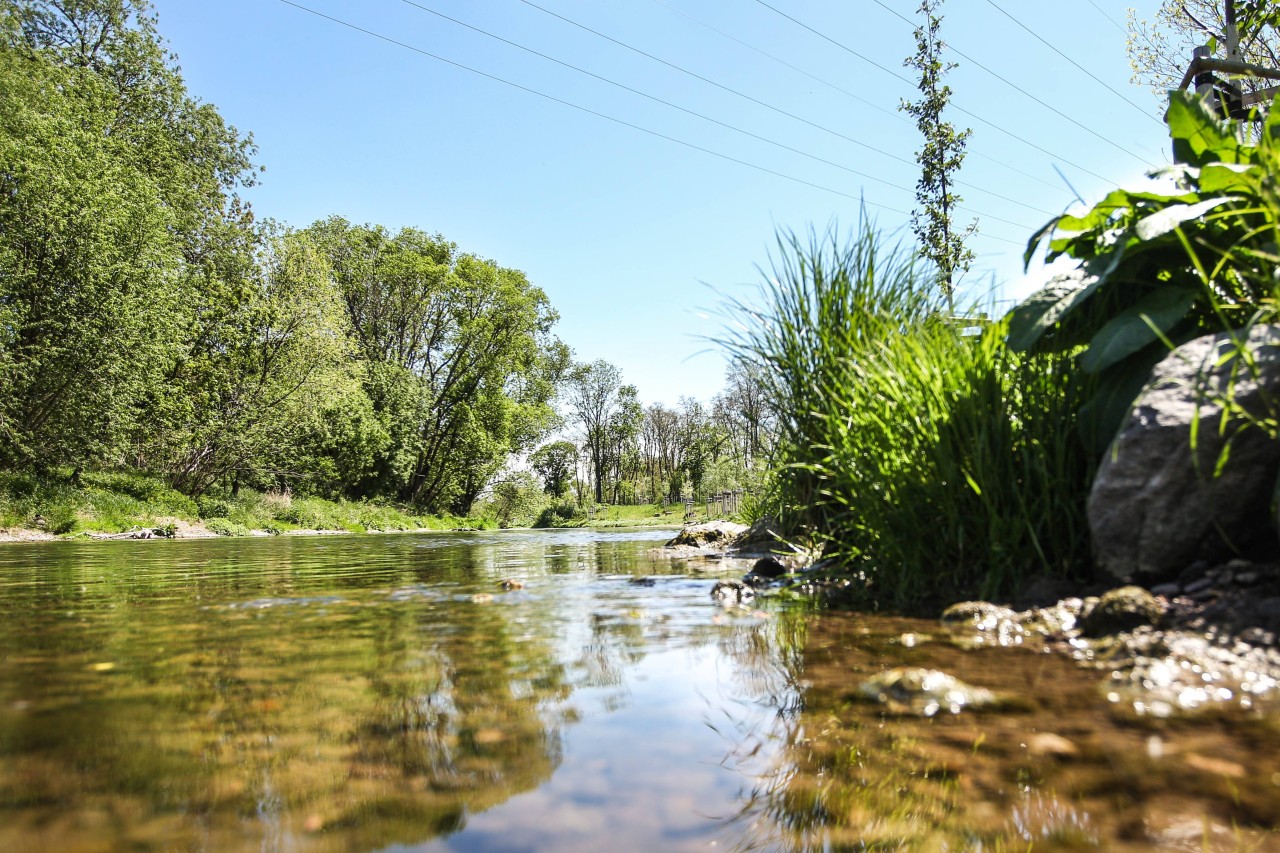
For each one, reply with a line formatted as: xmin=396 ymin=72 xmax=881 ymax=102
xmin=0 ymin=530 xmax=1277 ymax=851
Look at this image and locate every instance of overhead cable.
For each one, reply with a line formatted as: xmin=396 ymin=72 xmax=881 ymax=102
xmin=396 ymin=0 xmax=1052 ymax=218
xmin=274 ymin=1 xmax=1030 ymax=245
xmin=747 ymin=0 xmax=1121 ymax=185
xmin=982 ymin=0 xmax=1161 ymax=125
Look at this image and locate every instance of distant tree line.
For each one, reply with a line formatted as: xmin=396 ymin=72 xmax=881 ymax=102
xmin=532 ymin=359 xmax=775 ymax=507
xmin=0 ymin=0 xmax=775 ymax=514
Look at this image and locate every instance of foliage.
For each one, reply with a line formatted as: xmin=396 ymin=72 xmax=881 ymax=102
xmin=0 ymin=1 xmax=259 ymax=472
xmin=1010 ymin=90 xmax=1280 ymax=448
xmin=900 ymin=0 xmax=975 ymax=309
xmin=529 ymin=440 xmax=578 ymax=497
xmin=721 ymin=223 xmax=1094 ymax=608
xmin=564 ymin=359 xmax=625 ymax=505
xmin=1128 ymin=0 xmax=1280 ymax=106
xmin=479 ymin=471 xmax=547 ymax=529
xmin=533 ymin=497 xmax=580 ymax=528
xmin=305 ymin=217 xmax=568 ymax=513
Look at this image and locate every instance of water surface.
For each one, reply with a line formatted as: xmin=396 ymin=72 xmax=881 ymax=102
xmin=0 ymin=530 xmax=1276 ymax=851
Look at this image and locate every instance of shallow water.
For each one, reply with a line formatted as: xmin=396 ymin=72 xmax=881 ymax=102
xmin=0 ymin=530 xmax=1276 ymax=851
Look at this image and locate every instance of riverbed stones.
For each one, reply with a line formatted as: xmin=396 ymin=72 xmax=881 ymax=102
xmin=710 ymin=579 xmax=755 ymax=603
xmin=856 ymin=667 xmax=998 ymax=716
xmin=1089 ymin=325 xmax=1280 ymax=582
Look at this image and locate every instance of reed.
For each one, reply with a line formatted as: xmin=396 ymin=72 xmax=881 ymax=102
xmin=720 ymin=221 xmax=1094 ymax=609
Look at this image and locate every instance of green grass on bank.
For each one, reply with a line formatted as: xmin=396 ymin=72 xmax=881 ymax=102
xmin=0 ymin=470 xmax=483 ymax=537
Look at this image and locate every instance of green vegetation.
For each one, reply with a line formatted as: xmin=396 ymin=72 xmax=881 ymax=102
xmin=0 ymin=469 xmax=470 ymax=537
xmin=723 ymin=223 xmax=1093 ymax=609
xmin=1011 ymin=90 xmax=1280 ymax=446
xmin=900 ymin=0 xmax=976 ymax=308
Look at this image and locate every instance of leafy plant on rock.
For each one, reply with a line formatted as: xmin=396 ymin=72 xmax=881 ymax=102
xmin=1009 ymin=90 xmax=1280 ymax=449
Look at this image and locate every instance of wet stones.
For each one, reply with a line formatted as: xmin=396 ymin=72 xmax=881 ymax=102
xmin=1079 ymin=586 xmax=1164 ymax=637
xmin=666 ymin=521 xmax=748 ymax=549
xmin=940 ymin=601 xmax=1018 ymax=630
xmin=856 ymin=667 xmax=999 ymax=717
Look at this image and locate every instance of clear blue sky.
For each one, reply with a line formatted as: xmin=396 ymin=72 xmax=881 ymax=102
xmin=149 ymin=0 xmax=1172 ymax=406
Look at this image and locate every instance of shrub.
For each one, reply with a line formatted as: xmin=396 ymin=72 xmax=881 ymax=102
xmin=534 ymin=498 xmax=580 ymax=528
xmin=205 ymin=517 xmax=249 ymax=537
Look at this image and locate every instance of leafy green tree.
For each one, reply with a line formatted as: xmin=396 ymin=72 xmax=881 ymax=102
xmin=900 ymin=0 xmax=976 ymax=311
xmin=307 ymin=217 xmax=567 ymax=512
xmin=0 ymin=0 xmax=258 ymax=473
xmin=529 ymin=441 xmax=578 ymax=498
xmin=565 ymin=360 xmax=624 ymax=504
xmin=149 ymin=231 xmax=351 ymax=496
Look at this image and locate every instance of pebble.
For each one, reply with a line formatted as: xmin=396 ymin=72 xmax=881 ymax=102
xmin=1184 ymin=577 xmax=1214 ymax=595
xmin=1151 ymin=582 xmax=1181 ymax=597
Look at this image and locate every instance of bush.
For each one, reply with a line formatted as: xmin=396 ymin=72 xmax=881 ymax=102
xmin=205 ymin=517 xmax=250 ymax=537
xmin=196 ymin=495 xmax=236 ymax=520
xmin=534 ymin=498 xmax=580 ymax=528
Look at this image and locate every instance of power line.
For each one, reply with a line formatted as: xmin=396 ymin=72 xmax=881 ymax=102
xmin=516 ymin=0 xmax=925 ymax=170
xmin=750 ymin=0 xmax=1123 ymax=185
xmin=870 ymin=0 xmax=1157 ymax=167
xmin=649 ymin=0 xmax=1071 ymax=198
xmin=396 ymin=0 xmax=1049 ymax=217
xmin=982 ymin=0 xmax=1161 ymax=125
xmin=1086 ymin=0 xmax=1128 ymax=35
xmin=394 ymin=0 xmax=1050 ymax=218
xmin=272 ymin=3 xmax=926 ymax=218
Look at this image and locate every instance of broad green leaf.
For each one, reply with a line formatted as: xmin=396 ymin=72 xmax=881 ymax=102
xmin=1079 ymin=286 xmax=1198 ymax=374
xmin=1134 ymin=197 xmax=1238 ymax=242
xmin=1167 ymin=91 xmax=1241 ymax=166
xmin=1005 ymin=269 xmax=1102 ymax=352
xmin=1197 ymin=162 xmax=1258 ymax=194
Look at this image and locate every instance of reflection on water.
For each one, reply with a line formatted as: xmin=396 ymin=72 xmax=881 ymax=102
xmin=0 ymin=530 xmax=1277 ymax=851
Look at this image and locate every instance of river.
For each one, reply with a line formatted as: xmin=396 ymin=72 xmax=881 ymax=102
xmin=0 ymin=529 xmax=1276 ymax=851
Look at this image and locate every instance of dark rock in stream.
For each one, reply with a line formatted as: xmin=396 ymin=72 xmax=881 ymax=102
xmin=1079 ymin=586 xmax=1164 ymax=637
xmin=710 ymin=579 xmax=755 ymax=604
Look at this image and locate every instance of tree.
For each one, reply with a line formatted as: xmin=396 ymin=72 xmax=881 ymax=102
xmin=1129 ymin=0 xmax=1280 ymax=106
xmin=564 ymin=360 xmax=623 ymax=504
xmin=148 ymin=231 xmax=352 ymax=496
xmin=900 ymin=0 xmax=976 ymax=311
xmin=529 ymin=440 xmax=577 ymax=498
xmin=0 ymin=0 xmax=259 ymax=473
xmin=305 ymin=217 xmax=567 ymax=513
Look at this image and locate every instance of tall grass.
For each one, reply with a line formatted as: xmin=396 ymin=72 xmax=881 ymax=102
xmin=720 ymin=222 xmax=1095 ymax=610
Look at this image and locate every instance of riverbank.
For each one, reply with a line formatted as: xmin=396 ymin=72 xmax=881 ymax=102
xmin=670 ymin=521 xmax=1280 ymax=718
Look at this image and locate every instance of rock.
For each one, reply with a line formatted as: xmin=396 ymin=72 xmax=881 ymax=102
xmin=1079 ymin=586 xmax=1164 ymax=637
xmin=940 ymin=601 xmax=1017 ymax=630
xmin=710 ymin=579 xmax=755 ymax=603
xmin=1089 ymin=326 xmax=1280 ymax=581
xmin=1151 ymin=582 xmax=1181 ymax=597
xmin=1026 ymin=732 xmax=1078 ymax=759
xmin=666 ymin=520 xmax=748 ymax=550
xmin=856 ymin=667 xmax=999 ymax=716
xmin=749 ymin=556 xmax=788 ymax=578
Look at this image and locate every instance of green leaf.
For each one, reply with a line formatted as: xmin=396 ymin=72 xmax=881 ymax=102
xmin=1167 ymin=91 xmax=1241 ymax=166
xmin=1005 ymin=269 xmax=1102 ymax=352
xmin=1197 ymin=163 xmax=1257 ymax=194
xmin=1133 ymin=197 xmax=1238 ymax=242
xmin=1079 ymin=286 xmax=1198 ymax=374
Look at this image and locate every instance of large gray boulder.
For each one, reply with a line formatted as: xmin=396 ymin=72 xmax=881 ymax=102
xmin=1089 ymin=326 xmax=1280 ymax=581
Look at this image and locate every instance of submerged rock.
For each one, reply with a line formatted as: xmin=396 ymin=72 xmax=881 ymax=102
xmin=856 ymin=667 xmax=998 ymax=717
xmin=940 ymin=601 xmax=1017 ymax=630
